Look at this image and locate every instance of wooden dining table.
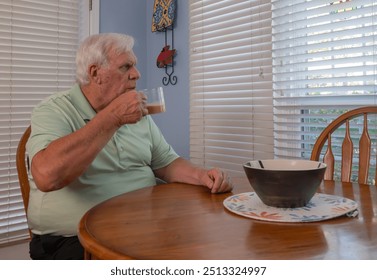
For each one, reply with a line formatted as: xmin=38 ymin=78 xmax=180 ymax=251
xmin=77 ymin=178 xmax=377 ymax=260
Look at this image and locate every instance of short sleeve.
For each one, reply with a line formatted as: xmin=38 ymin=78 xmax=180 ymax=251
xmin=148 ymin=116 xmax=179 ymax=170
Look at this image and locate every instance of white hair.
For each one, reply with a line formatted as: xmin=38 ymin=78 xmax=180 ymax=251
xmin=75 ymin=33 xmax=135 ymax=85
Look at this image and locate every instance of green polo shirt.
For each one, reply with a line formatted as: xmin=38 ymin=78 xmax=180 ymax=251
xmin=26 ymin=84 xmax=179 ymax=236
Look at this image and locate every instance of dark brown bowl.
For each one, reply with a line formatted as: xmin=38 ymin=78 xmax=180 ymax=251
xmin=243 ymin=159 xmax=326 ymax=208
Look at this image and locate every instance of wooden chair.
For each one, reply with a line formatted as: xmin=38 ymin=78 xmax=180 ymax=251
xmin=16 ymin=125 xmax=32 ymax=238
xmin=310 ymin=106 xmax=377 ymax=185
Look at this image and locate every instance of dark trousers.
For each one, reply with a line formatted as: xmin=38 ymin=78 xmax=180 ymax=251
xmin=30 ymin=234 xmax=84 ymax=260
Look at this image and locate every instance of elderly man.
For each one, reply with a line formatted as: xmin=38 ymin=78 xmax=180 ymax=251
xmin=26 ymin=33 xmax=233 ymax=259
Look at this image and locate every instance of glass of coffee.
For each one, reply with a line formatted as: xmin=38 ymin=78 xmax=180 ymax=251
xmin=141 ymin=87 xmax=166 ymax=114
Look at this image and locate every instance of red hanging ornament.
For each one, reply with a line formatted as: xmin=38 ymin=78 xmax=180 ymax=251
xmin=156 ymin=45 xmax=176 ymax=68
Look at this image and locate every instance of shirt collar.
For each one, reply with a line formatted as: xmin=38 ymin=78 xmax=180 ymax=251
xmin=69 ymin=83 xmax=97 ymax=122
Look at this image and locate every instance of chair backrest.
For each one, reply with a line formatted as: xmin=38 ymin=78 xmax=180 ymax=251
xmin=16 ymin=125 xmax=32 ymax=228
xmin=310 ymin=106 xmax=377 ymax=185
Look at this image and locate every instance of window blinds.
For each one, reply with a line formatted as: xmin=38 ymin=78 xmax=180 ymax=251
xmin=189 ymin=0 xmax=274 ymax=177
xmin=272 ymin=0 xmax=377 ymax=183
xmin=0 ymin=0 xmax=85 ymax=245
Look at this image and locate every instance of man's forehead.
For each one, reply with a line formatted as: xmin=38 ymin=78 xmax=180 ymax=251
xmin=108 ymin=49 xmax=137 ymax=64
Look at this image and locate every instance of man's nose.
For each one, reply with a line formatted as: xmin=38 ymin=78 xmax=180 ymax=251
xmin=130 ymin=67 xmax=140 ymax=80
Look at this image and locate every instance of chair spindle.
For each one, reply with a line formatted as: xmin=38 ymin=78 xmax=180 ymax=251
xmin=358 ymin=113 xmax=371 ymax=185
xmin=341 ymin=119 xmax=353 ymax=182
xmin=323 ymin=134 xmax=334 ymax=180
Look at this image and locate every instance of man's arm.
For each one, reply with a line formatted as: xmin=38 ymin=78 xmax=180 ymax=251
xmin=31 ymin=91 xmax=146 ymax=192
xmin=154 ymin=157 xmax=233 ymax=193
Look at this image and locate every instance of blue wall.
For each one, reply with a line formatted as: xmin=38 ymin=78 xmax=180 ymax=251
xmin=100 ymin=0 xmax=148 ymax=89
xmin=100 ymin=0 xmax=190 ymax=159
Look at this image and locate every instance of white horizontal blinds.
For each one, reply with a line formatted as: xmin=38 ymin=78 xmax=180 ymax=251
xmin=272 ymin=0 xmax=377 ymax=181
xmin=0 ymin=0 xmax=82 ymax=245
xmin=189 ymin=0 xmax=273 ymax=177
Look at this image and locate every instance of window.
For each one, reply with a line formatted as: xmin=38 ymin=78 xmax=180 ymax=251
xmin=189 ymin=0 xmax=377 ymax=184
xmin=189 ymin=0 xmax=274 ymax=177
xmin=272 ymin=0 xmax=377 ymax=184
xmin=0 ymin=0 xmax=94 ymax=245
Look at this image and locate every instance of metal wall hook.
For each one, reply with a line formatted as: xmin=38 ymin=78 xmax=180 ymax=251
xmin=159 ymin=25 xmax=177 ymax=86
xmin=163 ymin=66 xmax=177 ymax=85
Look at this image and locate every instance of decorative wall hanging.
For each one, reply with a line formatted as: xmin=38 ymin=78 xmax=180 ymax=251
xmin=152 ymin=0 xmax=177 ymax=86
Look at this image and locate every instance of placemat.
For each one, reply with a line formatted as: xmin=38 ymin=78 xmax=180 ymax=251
xmin=223 ymin=192 xmax=358 ymax=223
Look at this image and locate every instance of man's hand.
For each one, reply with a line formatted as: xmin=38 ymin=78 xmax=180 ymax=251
xmin=106 ymin=90 xmax=148 ymax=126
xmin=201 ymin=167 xmax=233 ymax=194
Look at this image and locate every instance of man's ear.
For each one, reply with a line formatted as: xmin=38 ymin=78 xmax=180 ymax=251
xmin=88 ymin=64 xmax=101 ymax=84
